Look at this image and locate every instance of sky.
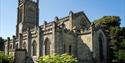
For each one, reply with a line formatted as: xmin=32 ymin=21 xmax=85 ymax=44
xmin=0 ymin=0 xmax=125 ymax=39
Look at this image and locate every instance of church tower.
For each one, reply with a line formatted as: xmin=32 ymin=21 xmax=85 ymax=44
xmin=16 ymin=0 xmax=39 ymax=37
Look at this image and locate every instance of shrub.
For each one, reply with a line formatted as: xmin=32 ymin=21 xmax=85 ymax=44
xmin=0 ymin=51 xmax=14 ymax=63
xmin=37 ymin=53 xmax=78 ymax=63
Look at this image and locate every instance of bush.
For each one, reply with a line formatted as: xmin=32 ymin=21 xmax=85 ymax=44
xmin=0 ymin=51 xmax=14 ymax=63
xmin=37 ymin=53 xmax=78 ymax=63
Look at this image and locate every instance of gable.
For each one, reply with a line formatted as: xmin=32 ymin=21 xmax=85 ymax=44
xmin=73 ymin=11 xmax=91 ymax=29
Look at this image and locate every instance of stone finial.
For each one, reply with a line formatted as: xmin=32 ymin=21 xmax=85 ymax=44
xmin=19 ymin=33 xmax=22 ymax=36
xmin=69 ymin=11 xmax=74 ymax=16
xmin=69 ymin=11 xmax=74 ymax=22
xmin=54 ymin=16 xmax=59 ymax=22
xmin=37 ymin=0 xmax=39 ymax=4
xmin=7 ymin=37 xmax=10 ymax=41
xmin=13 ymin=35 xmax=16 ymax=39
xmin=89 ymin=22 xmax=95 ymax=32
xmin=44 ymin=21 xmax=47 ymax=25
xmin=91 ymin=22 xmax=95 ymax=26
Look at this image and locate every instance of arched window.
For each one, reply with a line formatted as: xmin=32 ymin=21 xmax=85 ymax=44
xmin=23 ymin=42 xmax=27 ymax=49
xmin=59 ymin=22 xmax=65 ymax=29
xmin=32 ymin=40 xmax=37 ymax=56
xmin=16 ymin=43 xmax=18 ymax=49
xmin=9 ymin=44 xmax=13 ymax=50
xmin=69 ymin=45 xmax=72 ymax=54
xmin=63 ymin=44 xmax=66 ymax=53
xmin=99 ymin=35 xmax=104 ymax=61
xmin=45 ymin=38 xmax=51 ymax=55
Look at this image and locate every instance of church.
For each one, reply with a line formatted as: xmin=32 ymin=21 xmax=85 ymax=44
xmin=4 ymin=0 xmax=108 ymax=63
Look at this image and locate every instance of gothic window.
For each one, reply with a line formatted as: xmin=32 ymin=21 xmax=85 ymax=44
xmin=23 ymin=42 xmax=27 ymax=49
xmin=16 ymin=43 xmax=18 ymax=49
xmin=99 ymin=35 xmax=104 ymax=61
xmin=59 ymin=23 xmax=65 ymax=29
xmin=63 ymin=44 xmax=66 ymax=53
xmin=69 ymin=45 xmax=72 ymax=54
xmin=9 ymin=44 xmax=13 ymax=50
xmin=32 ymin=40 xmax=37 ymax=56
xmin=45 ymin=38 xmax=51 ymax=55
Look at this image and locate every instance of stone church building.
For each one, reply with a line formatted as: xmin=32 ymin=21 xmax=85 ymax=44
xmin=4 ymin=0 xmax=108 ymax=63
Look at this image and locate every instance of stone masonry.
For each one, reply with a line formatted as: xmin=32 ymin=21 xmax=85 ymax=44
xmin=4 ymin=0 xmax=108 ymax=63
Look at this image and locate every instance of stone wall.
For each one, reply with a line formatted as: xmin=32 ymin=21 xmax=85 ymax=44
xmin=77 ymin=33 xmax=93 ymax=63
xmin=80 ymin=33 xmax=92 ymax=51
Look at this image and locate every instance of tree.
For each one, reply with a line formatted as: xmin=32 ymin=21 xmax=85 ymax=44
xmin=0 ymin=37 xmax=5 ymax=51
xmin=37 ymin=53 xmax=78 ymax=63
xmin=94 ymin=16 xmax=121 ymax=27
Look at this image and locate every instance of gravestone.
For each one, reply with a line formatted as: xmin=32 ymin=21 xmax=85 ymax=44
xmin=15 ymin=49 xmax=27 ymax=63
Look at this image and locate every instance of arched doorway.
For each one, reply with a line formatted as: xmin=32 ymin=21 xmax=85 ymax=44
xmin=44 ymin=38 xmax=51 ymax=55
xmin=32 ymin=40 xmax=37 ymax=56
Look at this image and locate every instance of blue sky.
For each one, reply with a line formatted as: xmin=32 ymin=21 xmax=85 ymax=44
xmin=0 ymin=0 xmax=125 ymax=39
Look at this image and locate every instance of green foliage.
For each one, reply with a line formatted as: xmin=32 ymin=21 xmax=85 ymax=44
xmin=110 ymin=26 xmax=121 ymax=38
xmin=114 ymin=49 xmax=125 ymax=60
xmin=94 ymin=16 xmax=121 ymax=27
xmin=37 ymin=53 xmax=78 ymax=63
xmin=0 ymin=51 xmax=14 ymax=63
xmin=0 ymin=37 xmax=5 ymax=51
xmin=120 ymin=39 xmax=125 ymax=48
xmin=110 ymin=31 xmax=125 ymax=63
